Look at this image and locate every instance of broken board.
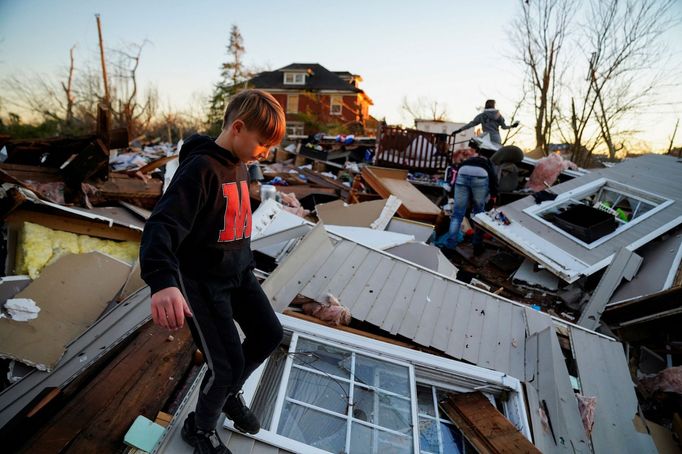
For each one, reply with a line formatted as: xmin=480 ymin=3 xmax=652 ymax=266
xmin=0 ymin=252 xmax=130 ymax=370
xmin=361 ymin=166 xmax=440 ymax=222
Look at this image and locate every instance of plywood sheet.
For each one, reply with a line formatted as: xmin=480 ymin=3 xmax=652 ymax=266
xmin=0 ymin=252 xmax=130 ymax=370
xmin=361 ymin=166 xmax=439 ymax=222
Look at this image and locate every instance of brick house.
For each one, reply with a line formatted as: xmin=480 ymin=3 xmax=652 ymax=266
xmin=245 ymin=63 xmax=373 ymax=136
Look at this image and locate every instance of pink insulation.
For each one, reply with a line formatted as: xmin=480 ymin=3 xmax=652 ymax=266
xmin=527 ymin=153 xmax=578 ymax=192
xmin=639 ymin=366 xmax=682 ymax=397
xmin=301 ymin=294 xmax=351 ymax=326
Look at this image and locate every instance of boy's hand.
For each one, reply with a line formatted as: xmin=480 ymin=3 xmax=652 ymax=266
xmin=151 ymin=287 xmax=193 ymax=331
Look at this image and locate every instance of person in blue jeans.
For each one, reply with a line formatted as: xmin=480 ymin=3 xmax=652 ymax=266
xmin=445 ymin=152 xmax=498 ymax=255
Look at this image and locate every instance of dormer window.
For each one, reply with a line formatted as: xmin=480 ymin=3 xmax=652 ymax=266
xmin=283 ymin=72 xmax=305 ymax=85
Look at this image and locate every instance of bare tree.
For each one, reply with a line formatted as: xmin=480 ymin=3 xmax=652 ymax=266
xmin=109 ymin=40 xmax=157 ymax=136
xmin=512 ymin=0 xmax=572 ymax=154
xmin=61 ymin=45 xmax=77 ymax=127
xmin=401 ymin=96 xmax=449 ymax=124
xmin=584 ymin=0 xmax=677 ymax=159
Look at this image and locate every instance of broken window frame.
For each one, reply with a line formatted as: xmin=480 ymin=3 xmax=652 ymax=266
xmin=233 ymin=314 xmax=531 ymax=454
xmin=416 ymin=381 xmax=480 ymax=454
xmin=523 ymin=178 xmax=673 ymax=250
xmin=284 ymin=72 xmax=306 ymax=85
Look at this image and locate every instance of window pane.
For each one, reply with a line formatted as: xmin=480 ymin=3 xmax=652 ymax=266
xmin=417 ymin=385 xmax=435 ymax=416
xmin=378 ymin=430 xmax=413 ymax=454
xmin=351 ymin=422 xmax=413 ymax=454
xmin=419 ymin=417 xmax=439 ymax=453
xmin=355 ymin=354 xmax=410 ymax=395
xmin=294 ymin=337 xmax=351 ymax=379
xmin=287 ymin=367 xmax=348 ymax=414
xmin=278 ymin=401 xmax=346 ymax=452
xmin=441 ymin=422 xmax=464 ymax=453
xmin=354 ymin=385 xmax=412 ymax=433
xmin=350 ymin=422 xmax=374 ymax=453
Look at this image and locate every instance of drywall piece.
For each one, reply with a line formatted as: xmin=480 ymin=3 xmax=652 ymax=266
xmin=0 ymin=275 xmax=31 ymax=304
xmin=325 ymin=225 xmax=413 ymax=250
xmin=572 ymin=328 xmax=657 ymax=453
xmin=3 ymin=298 xmax=40 ymax=321
xmin=315 ymin=196 xmax=400 ymax=229
xmin=386 ymin=242 xmax=458 ymax=279
xmin=385 ymin=217 xmax=434 ymax=242
xmin=124 ymin=415 xmax=165 ymax=452
xmin=578 ymin=247 xmax=642 ymax=330
xmin=361 ymin=166 xmax=440 ymax=222
xmin=0 ymin=252 xmax=131 ymax=370
xmin=610 ymin=231 xmax=682 ymax=304
xmin=0 ymin=287 xmax=151 ymax=429
xmin=118 ymin=260 xmax=146 ymax=302
xmin=512 ymin=259 xmax=559 ymax=291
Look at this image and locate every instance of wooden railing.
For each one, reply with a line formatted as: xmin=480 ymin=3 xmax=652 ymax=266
xmin=375 ymin=125 xmax=454 ymax=172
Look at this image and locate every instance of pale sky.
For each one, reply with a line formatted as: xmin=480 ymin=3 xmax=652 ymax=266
xmin=1 ymin=0 xmax=681 ymax=151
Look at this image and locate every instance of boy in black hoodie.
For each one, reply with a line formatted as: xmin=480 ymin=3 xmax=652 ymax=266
xmin=140 ymin=89 xmax=285 ymax=454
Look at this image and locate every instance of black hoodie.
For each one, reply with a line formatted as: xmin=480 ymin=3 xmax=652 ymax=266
xmin=140 ymin=134 xmax=254 ymax=294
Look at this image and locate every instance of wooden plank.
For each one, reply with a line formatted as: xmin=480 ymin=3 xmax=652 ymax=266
xmin=350 ymin=257 xmax=397 ymax=321
xmin=379 ymin=267 xmax=422 ymax=334
xmin=338 ymin=253 xmax=383 ymax=312
xmin=439 ymin=392 xmax=540 ymax=454
xmin=94 ymin=173 xmax=163 ymax=198
xmin=283 ymin=310 xmax=416 ymax=350
xmin=571 ymin=328 xmax=657 ymax=453
xmin=20 ymin=322 xmax=194 ymax=453
xmin=397 ymin=273 xmax=436 ymax=339
xmin=300 ymin=241 xmax=357 ymax=302
xmin=413 ymin=277 xmax=448 ymax=346
xmin=365 ymin=262 xmax=410 ymax=326
xmin=361 ymin=166 xmax=439 ymax=222
xmin=5 ymin=208 xmax=142 ymax=242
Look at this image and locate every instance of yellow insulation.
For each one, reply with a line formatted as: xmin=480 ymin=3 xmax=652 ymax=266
xmin=15 ymin=221 xmax=139 ymax=279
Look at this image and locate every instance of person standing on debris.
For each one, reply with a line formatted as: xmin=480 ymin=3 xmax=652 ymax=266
xmin=140 ymin=89 xmax=285 ymax=454
xmin=444 ymin=145 xmax=498 ymax=255
xmin=453 ymin=99 xmax=519 ymax=145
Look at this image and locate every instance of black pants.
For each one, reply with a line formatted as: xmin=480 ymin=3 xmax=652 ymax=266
xmin=180 ymin=269 xmax=283 ymax=431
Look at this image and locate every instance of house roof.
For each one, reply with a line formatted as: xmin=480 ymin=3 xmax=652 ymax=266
xmin=258 ymin=216 xmax=656 ymax=453
xmin=475 ymin=155 xmax=682 ymax=282
xmin=247 ymin=63 xmax=364 ymax=93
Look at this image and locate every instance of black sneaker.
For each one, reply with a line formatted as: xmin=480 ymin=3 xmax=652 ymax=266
xmin=181 ymin=412 xmax=231 ymax=454
xmin=223 ymin=391 xmax=260 ymax=434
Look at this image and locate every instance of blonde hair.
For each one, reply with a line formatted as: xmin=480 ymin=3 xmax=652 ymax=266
xmin=222 ymin=89 xmax=286 ymax=145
